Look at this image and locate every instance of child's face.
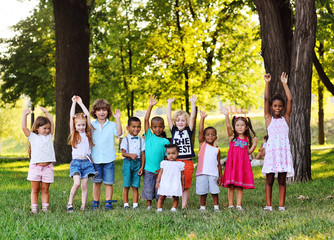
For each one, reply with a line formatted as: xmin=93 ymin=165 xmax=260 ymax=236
xmin=271 ymin=100 xmax=284 ymax=117
xmin=166 ymin=147 xmax=178 ymax=161
xmin=151 ymin=120 xmax=165 ymax=137
xmin=204 ymin=129 xmax=217 ymax=145
xmin=175 ymin=114 xmax=187 ymax=131
xmin=127 ymin=121 xmax=141 ymax=136
xmin=75 ymin=119 xmax=86 ymax=133
xmin=234 ymin=120 xmax=247 ymax=136
xmin=95 ymin=108 xmax=108 ymax=121
xmin=37 ymin=123 xmax=51 ymax=136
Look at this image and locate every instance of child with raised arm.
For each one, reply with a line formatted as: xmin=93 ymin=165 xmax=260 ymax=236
xmin=155 ymin=144 xmax=185 ymax=212
xmin=66 ymin=96 xmax=96 ymax=212
xmin=166 ymin=96 xmax=197 ymax=209
xmin=22 ymin=107 xmax=56 ymax=213
xmin=262 ymin=72 xmax=294 ymax=212
xmin=142 ymin=95 xmax=170 ymax=210
xmin=90 ymin=99 xmax=122 ymax=210
xmin=120 ymin=116 xmax=145 ymax=210
xmin=196 ymin=111 xmax=222 ymax=212
xmin=221 ymin=108 xmax=258 ymax=211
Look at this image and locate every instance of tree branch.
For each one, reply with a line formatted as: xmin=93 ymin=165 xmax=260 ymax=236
xmin=313 ymin=50 xmax=334 ymax=96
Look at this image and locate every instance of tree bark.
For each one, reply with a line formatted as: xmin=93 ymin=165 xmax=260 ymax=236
xmin=255 ymin=0 xmax=316 ymax=181
xmin=317 ymin=43 xmax=325 ymax=145
xmin=53 ymin=0 xmax=90 ymax=163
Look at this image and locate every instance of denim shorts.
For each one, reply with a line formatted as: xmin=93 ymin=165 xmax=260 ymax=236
xmin=196 ymin=174 xmax=220 ymax=195
xmin=122 ymin=158 xmax=141 ymax=188
xmin=142 ymin=170 xmax=159 ymax=200
xmin=91 ymin=161 xmax=115 ymax=185
xmin=70 ymin=159 xmax=97 ymax=179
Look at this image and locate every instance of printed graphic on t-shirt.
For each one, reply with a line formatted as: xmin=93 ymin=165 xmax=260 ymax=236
xmin=173 ymin=130 xmax=192 ymax=156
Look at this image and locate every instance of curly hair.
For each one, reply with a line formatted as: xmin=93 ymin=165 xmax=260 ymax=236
xmin=172 ymin=110 xmax=190 ymax=126
xmin=90 ymin=99 xmax=111 ymax=119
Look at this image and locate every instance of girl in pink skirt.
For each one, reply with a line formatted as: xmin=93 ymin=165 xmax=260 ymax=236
xmin=220 ymin=108 xmax=258 ymax=210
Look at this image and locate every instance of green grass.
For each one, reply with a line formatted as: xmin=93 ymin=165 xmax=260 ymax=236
xmin=0 ymin=149 xmax=333 ymax=239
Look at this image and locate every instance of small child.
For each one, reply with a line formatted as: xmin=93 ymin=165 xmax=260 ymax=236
xmin=255 ymin=135 xmax=268 ymax=160
xmin=221 ymin=108 xmax=258 ymax=211
xmin=22 ymin=107 xmax=56 ymax=213
xmin=196 ymin=111 xmax=222 ymax=212
xmin=155 ymin=144 xmax=185 ymax=212
xmin=142 ymin=95 xmax=170 ymax=210
xmin=120 ymin=116 xmax=145 ymax=209
xmin=262 ymin=72 xmax=294 ymax=212
xmin=67 ymin=96 xmax=96 ymax=212
xmin=90 ymin=99 xmax=122 ymax=210
xmin=166 ymin=95 xmax=197 ymax=209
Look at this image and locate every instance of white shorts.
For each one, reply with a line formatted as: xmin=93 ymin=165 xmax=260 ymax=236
xmin=196 ymin=175 xmax=220 ymax=195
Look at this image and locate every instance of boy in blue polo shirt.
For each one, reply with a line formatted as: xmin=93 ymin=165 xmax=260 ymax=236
xmin=120 ymin=116 xmax=145 ymax=209
xmin=90 ymin=99 xmax=122 ymax=210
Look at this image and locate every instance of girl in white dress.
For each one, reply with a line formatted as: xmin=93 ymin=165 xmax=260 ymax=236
xmin=155 ymin=144 xmax=185 ymax=212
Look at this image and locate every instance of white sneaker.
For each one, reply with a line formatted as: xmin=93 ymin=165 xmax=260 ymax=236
xmin=278 ymin=206 xmax=286 ymax=211
xmin=227 ymin=205 xmax=234 ymax=209
xmin=156 ymin=208 xmax=162 ymax=212
xmin=170 ymin=208 xmax=177 ymax=212
xmin=236 ymin=206 xmax=244 ymax=211
xmin=264 ymin=206 xmax=273 ymax=211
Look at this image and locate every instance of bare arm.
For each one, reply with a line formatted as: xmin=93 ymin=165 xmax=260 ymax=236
xmin=21 ymin=109 xmax=31 ymax=137
xmin=248 ymin=137 xmax=258 ymax=155
xmin=181 ymin=170 xmax=185 ymax=192
xmin=145 ymin=95 xmax=158 ymax=133
xmin=189 ymin=95 xmax=198 ymax=130
xmin=121 ymin=149 xmax=138 ymax=160
xmin=264 ymin=74 xmax=272 ymax=127
xmin=155 ymin=168 xmax=163 ymax=189
xmin=70 ymin=97 xmax=76 ymax=133
xmin=281 ymin=72 xmax=293 ymax=124
xmin=198 ymin=110 xmax=207 ymax=146
xmin=220 ymin=107 xmax=233 ymax=140
xmin=166 ymin=97 xmax=174 ymax=131
xmin=112 ymin=109 xmax=122 ymax=136
xmin=138 ymin=151 xmax=145 ymax=176
xmin=217 ymin=149 xmax=222 ymax=186
xmin=75 ymin=96 xmax=91 ymax=125
xmin=40 ymin=107 xmax=54 ymax=135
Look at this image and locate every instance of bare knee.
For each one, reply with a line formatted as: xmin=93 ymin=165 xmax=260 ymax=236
xmin=266 ymin=174 xmax=275 ymax=186
xmin=277 ymin=174 xmax=286 ymax=186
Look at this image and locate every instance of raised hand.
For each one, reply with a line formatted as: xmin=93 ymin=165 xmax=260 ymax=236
xmin=71 ymin=95 xmax=77 ymax=102
xmin=75 ymin=96 xmax=83 ymax=104
xmin=149 ymin=95 xmax=158 ymax=106
xmin=189 ymin=95 xmax=198 ymax=104
xmin=264 ymin=73 xmax=271 ymax=82
xmin=281 ymin=72 xmax=288 ymax=84
xmin=112 ymin=109 xmax=122 ymax=119
xmin=23 ymin=109 xmax=31 ymax=115
xmin=220 ymin=107 xmax=229 ymax=116
xmin=40 ymin=107 xmax=49 ymax=113
xmin=167 ymin=97 xmax=175 ymax=104
xmin=200 ymin=110 xmax=207 ymax=119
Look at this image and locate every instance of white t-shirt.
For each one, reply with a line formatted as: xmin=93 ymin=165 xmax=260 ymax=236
xmin=28 ymin=132 xmax=56 ymax=164
xmin=72 ymin=132 xmax=91 ymax=159
xmin=120 ymin=134 xmax=145 ymax=159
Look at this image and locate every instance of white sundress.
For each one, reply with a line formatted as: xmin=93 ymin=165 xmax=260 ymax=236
xmin=157 ymin=160 xmax=185 ymax=197
xmin=261 ymin=117 xmax=294 ymax=178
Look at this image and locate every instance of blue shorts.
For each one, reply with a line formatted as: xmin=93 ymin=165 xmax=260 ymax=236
xmin=91 ymin=161 xmax=115 ymax=185
xmin=70 ymin=159 xmax=96 ymax=179
xmin=122 ymin=158 xmax=141 ymax=188
xmin=196 ymin=175 xmax=220 ymax=195
xmin=142 ymin=170 xmax=159 ymax=200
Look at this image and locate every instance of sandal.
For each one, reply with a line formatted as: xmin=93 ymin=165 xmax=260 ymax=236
xmin=104 ymin=200 xmax=117 ymax=210
xmin=31 ymin=205 xmax=38 ymax=214
xmin=67 ymin=204 xmax=74 ymax=213
xmin=91 ymin=201 xmax=100 ymax=211
xmin=80 ymin=205 xmax=86 ymax=211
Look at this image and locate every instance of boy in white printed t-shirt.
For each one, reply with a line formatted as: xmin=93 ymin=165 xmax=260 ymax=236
xmin=120 ymin=117 xmax=145 ymax=209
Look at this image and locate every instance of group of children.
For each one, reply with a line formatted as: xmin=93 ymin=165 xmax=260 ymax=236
xmin=21 ymin=72 xmax=294 ymax=213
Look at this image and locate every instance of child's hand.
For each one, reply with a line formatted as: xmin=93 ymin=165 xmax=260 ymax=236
xmin=76 ymin=96 xmax=83 ymax=104
xmin=23 ymin=109 xmax=31 ymax=115
xmin=154 ymin=169 xmax=159 ymax=178
xmin=167 ymin=97 xmax=175 ymax=104
xmin=112 ymin=109 xmax=121 ymax=119
xmin=138 ymin=168 xmax=143 ymax=176
xmin=264 ymin=73 xmax=271 ymax=82
xmin=281 ymin=72 xmax=288 ymax=84
xmin=155 ymin=183 xmax=159 ymax=190
xmin=217 ymin=177 xmax=222 ymax=186
xmin=40 ymin=107 xmax=49 ymax=113
xmin=149 ymin=95 xmax=158 ymax=106
xmin=220 ymin=107 xmax=229 ymax=116
xmin=129 ymin=153 xmax=138 ymax=160
xmin=189 ymin=95 xmax=198 ymax=104
xmin=71 ymin=95 xmax=77 ymax=102
xmin=200 ymin=110 xmax=207 ymax=118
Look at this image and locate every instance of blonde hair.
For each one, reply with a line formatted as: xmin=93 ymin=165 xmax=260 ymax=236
xmin=68 ymin=113 xmax=93 ymax=148
xmin=172 ymin=110 xmax=190 ymax=126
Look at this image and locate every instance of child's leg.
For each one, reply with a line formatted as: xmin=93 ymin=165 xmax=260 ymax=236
xmin=93 ymin=183 xmax=102 ymax=201
xmin=200 ymin=194 xmax=207 ymax=208
xmin=172 ymin=196 xmax=179 ymax=208
xmin=68 ymin=175 xmax=81 ymax=204
xmin=157 ymin=195 xmax=166 ymax=209
xmin=123 ymin=187 xmax=130 ymax=204
xmin=277 ymin=172 xmax=287 ymax=207
xmin=81 ymin=178 xmax=89 ymax=207
xmin=31 ymin=181 xmax=41 ymax=204
xmin=228 ymin=186 xmax=235 ymax=206
xmin=265 ymin=173 xmax=275 ymax=206
xmin=236 ymin=187 xmax=243 ymax=206
xmin=182 ymin=189 xmax=190 ymax=209
xmin=212 ymin=194 xmax=219 ymax=206
xmin=147 ymin=200 xmax=152 ymax=207
xmin=105 ymin=184 xmax=113 ymax=201
xmin=41 ymin=182 xmax=50 ymax=203
xmin=132 ymin=187 xmax=139 ymax=203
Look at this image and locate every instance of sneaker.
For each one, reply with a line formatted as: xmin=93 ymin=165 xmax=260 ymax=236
xmin=170 ymin=208 xmax=177 ymax=212
xmin=278 ymin=206 xmax=286 ymax=211
xmin=214 ymin=208 xmax=221 ymax=213
xmin=147 ymin=206 xmax=152 ymax=211
xmin=199 ymin=208 xmax=206 ymax=212
xmin=264 ymin=206 xmax=273 ymax=212
xmin=67 ymin=204 xmax=74 ymax=213
xmin=123 ymin=206 xmax=130 ymax=210
xmin=156 ymin=208 xmax=162 ymax=212
xmin=227 ymin=205 xmax=234 ymax=209
xmin=133 ymin=206 xmax=139 ymax=210
xmin=236 ymin=206 xmax=244 ymax=211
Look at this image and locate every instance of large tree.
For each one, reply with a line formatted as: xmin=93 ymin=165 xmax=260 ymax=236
xmin=254 ymin=0 xmax=316 ymax=181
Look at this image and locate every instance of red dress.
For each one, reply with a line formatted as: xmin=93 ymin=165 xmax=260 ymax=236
xmin=222 ymin=137 xmax=254 ymax=189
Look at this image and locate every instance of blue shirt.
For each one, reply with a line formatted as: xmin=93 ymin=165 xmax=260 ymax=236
xmin=91 ymin=119 xmax=119 ymax=164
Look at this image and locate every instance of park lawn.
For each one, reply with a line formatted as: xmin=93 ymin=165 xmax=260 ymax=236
xmin=0 ymin=150 xmax=333 ymax=239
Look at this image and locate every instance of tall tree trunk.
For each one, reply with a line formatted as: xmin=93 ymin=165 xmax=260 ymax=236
xmin=53 ymin=0 xmax=90 ymax=163
xmin=317 ymin=43 xmax=325 ymax=145
xmin=254 ymin=0 xmax=316 ymax=181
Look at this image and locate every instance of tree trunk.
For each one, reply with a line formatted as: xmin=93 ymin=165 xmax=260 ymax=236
xmin=254 ymin=0 xmax=316 ymax=181
xmin=317 ymin=43 xmax=325 ymax=145
xmin=53 ymin=0 xmax=90 ymax=163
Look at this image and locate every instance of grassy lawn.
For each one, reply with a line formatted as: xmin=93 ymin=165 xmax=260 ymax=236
xmin=0 ymin=149 xmax=333 ymax=239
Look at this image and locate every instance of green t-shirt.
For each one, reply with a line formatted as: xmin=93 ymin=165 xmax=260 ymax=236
xmin=144 ymin=128 xmax=170 ymax=173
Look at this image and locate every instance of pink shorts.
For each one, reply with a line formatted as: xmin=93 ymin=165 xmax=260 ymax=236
xmin=27 ymin=163 xmax=54 ymax=183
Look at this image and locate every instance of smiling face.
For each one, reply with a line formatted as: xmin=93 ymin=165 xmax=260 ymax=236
xmin=37 ymin=123 xmax=51 ymax=136
xmin=151 ymin=120 xmax=165 ymax=137
xmin=95 ymin=108 xmax=108 ymax=122
xmin=127 ymin=120 xmax=141 ymax=137
xmin=204 ymin=129 xmax=217 ymax=145
xmin=271 ymin=99 xmax=284 ymax=117
xmin=166 ymin=147 xmax=178 ymax=161
xmin=175 ymin=114 xmax=187 ymax=131
xmin=234 ymin=119 xmax=247 ymax=137
xmin=75 ymin=119 xmax=86 ymax=133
